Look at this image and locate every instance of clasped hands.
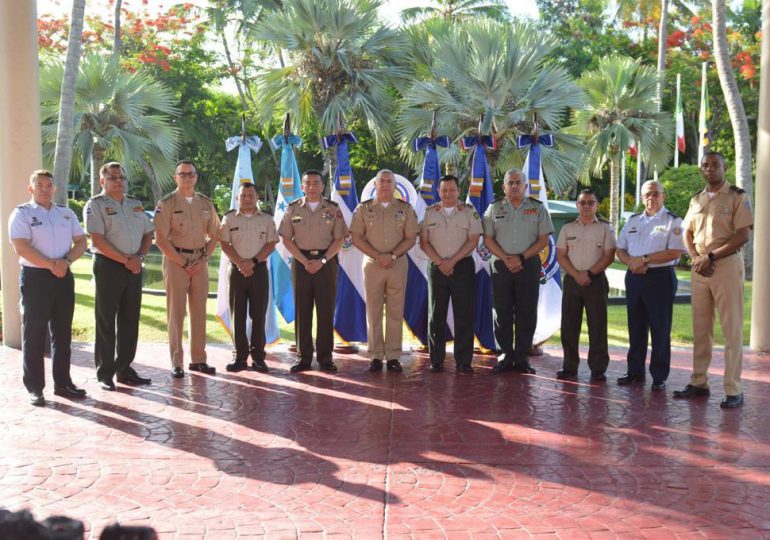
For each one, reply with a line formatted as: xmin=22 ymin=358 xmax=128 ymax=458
xmin=690 ymin=254 xmax=715 ymax=277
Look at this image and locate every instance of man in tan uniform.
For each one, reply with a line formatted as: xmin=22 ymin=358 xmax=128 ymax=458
xmin=154 ymin=160 xmax=220 ymax=378
xmin=350 ymin=169 xmax=419 ymax=372
xmin=279 ymin=170 xmax=347 ymax=372
xmin=420 ymin=175 xmax=482 ymax=373
xmin=219 ymin=183 xmax=278 ymax=373
xmin=555 ymin=189 xmax=615 ymax=381
xmin=674 ymin=151 xmax=753 ymax=408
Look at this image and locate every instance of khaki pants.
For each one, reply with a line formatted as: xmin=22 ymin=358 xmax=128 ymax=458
xmin=163 ymin=255 xmax=209 ymax=367
xmin=690 ymin=253 xmax=745 ymax=395
xmin=363 ymin=255 xmax=407 ymax=360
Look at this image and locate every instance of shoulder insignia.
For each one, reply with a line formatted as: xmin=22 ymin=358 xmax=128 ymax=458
xmin=464 ymin=202 xmax=476 ymax=210
xmin=630 ymin=212 xmax=642 ymax=218
xmin=125 ymin=194 xmax=140 ymax=201
xmin=90 ymin=193 xmax=105 ymax=201
xmin=288 ymin=199 xmax=302 ymax=206
xmin=56 ymin=203 xmax=67 ymax=208
xmin=196 ymin=192 xmax=212 ymax=201
xmin=597 ymin=217 xmax=609 ymax=223
xmin=224 ymin=209 xmax=236 ymax=215
xmin=729 ymin=185 xmax=746 ymax=194
xmin=528 ymin=196 xmax=543 ymax=204
xmin=491 ymin=196 xmax=504 ymax=204
xmin=159 ymin=192 xmax=174 ymax=202
xmin=324 ymin=198 xmax=339 ymax=207
xmin=16 ymin=203 xmax=31 ymax=209
xmin=666 ymin=210 xmax=680 ymax=219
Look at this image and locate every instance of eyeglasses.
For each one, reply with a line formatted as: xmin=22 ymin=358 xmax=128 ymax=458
xmin=642 ymin=191 xmax=661 ymax=198
xmin=577 ymin=200 xmax=597 ymax=206
xmin=105 ymin=176 xmax=126 ymax=182
xmin=176 ymin=171 xmax=197 ymax=178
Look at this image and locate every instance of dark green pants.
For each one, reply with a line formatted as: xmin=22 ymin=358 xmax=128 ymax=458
xmin=491 ymin=257 xmax=540 ymax=367
xmin=228 ymin=261 xmax=268 ymax=361
xmin=428 ymin=257 xmax=475 ymax=367
xmin=292 ymin=254 xmax=337 ymax=364
xmin=560 ymin=272 xmax=609 ymax=373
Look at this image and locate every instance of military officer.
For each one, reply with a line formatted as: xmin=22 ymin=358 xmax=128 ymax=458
xmin=8 ymin=170 xmax=88 ymax=406
xmin=278 ymin=170 xmax=347 ymax=372
xmin=555 ymin=189 xmax=616 ymax=381
xmin=350 ymin=169 xmax=419 ymax=373
xmin=616 ymin=180 xmax=686 ymax=391
xmin=154 ymin=160 xmax=220 ymax=378
xmin=219 ymin=182 xmax=278 ymax=373
xmin=483 ymin=168 xmax=554 ymax=374
xmin=674 ymin=152 xmax=753 ymax=408
xmin=84 ymin=162 xmax=155 ymax=390
xmin=420 ymin=175 xmax=483 ymax=373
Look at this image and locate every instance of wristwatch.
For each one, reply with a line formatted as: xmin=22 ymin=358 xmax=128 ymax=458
xmin=138 ymin=253 xmax=145 ymax=262
xmin=64 ymin=256 xmax=73 ymax=266
xmin=642 ymin=254 xmax=650 ymax=264
xmin=518 ymin=254 xmax=525 ymax=264
xmin=321 ymin=257 xmax=328 ymax=265
xmin=391 ymin=253 xmax=398 ymax=261
xmin=707 ymin=252 xmax=716 ymax=262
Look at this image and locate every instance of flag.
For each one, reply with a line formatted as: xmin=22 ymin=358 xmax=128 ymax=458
xmin=698 ymin=62 xmax=711 ymax=164
xmin=270 ymin=133 xmax=302 ymax=324
xmin=675 ymin=73 xmax=685 ymax=155
xmin=412 ymin=135 xmax=451 ymax=204
xmin=217 ymin=136 xmax=280 ymax=343
xmin=461 ymin=134 xmax=496 ymax=352
xmin=628 ymin=139 xmax=638 ymax=159
xmin=323 ymin=131 xmax=367 ymax=343
xmin=517 ymin=134 xmax=562 ymax=344
xmin=361 ymin=173 xmax=430 ymax=345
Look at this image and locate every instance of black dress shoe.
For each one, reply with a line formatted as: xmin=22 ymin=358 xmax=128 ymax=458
xmin=457 ymin=365 xmax=474 ymax=374
xmin=117 ymin=372 xmax=151 ymax=385
xmin=651 ymin=380 xmax=666 ymax=391
xmin=54 ymin=384 xmax=87 ymax=398
xmin=556 ymin=369 xmax=578 ymax=380
xmin=99 ymin=380 xmax=116 ymax=391
xmin=512 ymin=363 xmax=536 ymax=374
xmin=189 ymin=362 xmax=216 ymax=374
xmin=252 ymin=359 xmax=269 ymax=373
xmin=29 ymin=392 xmax=45 ymax=407
xmin=290 ymin=360 xmax=312 ymax=373
xmin=720 ymin=394 xmax=744 ymax=408
xmin=590 ymin=371 xmax=607 ymax=382
xmin=617 ymin=373 xmax=646 ymax=385
xmin=171 ymin=367 xmax=184 ymax=379
xmin=430 ymin=364 xmax=443 ymax=373
xmin=318 ymin=361 xmax=338 ymax=372
xmin=672 ymin=384 xmax=710 ymax=399
xmin=492 ymin=361 xmax=514 ymax=374
xmin=368 ymin=359 xmax=383 ymax=372
xmin=386 ymin=359 xmax=403 ymax=372
xmin=225 ymin=361 xmax=248 ymax=372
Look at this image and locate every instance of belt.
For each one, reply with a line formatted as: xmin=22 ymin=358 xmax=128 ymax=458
xmin=300 ymin=249 xmax=327 ymax=259
xmin=175 ymin=247 xmax=205 ymax=255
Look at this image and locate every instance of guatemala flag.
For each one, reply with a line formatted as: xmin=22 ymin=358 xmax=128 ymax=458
xmin=217 ymin=135 xmax=280 ymax=343
xmin=461 ymin=134 xmax=496 ymax=352
xmin=270 ymin=133 xmax=302 ymax=324
xmin=323 ymin=131 xmax=367 ymax=343
xmin=518 ymin=133 xmax=562 ymax=344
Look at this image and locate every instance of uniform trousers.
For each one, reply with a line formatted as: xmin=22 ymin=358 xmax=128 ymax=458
xmin=93 ymin=254 xmax=143 ymax=382
xmin=228 ymin=261 xmax=268 ymax=361
xmin=292 ymin=253 xmax=337 ymax=364
xmin=561 ymin=272 xmax=610 ymax=373
xmin=491 ymin=256 xmax=540 ymax=367
xmin=162 ymin=254 xmax=209 ymax=367
xmin=20 ymin=266 xmax=75 ymax=393
xmin=363 ymin=255 xmax=408 ymax=361
xmin=428 ymin=257 xmax=475 ymax=367
xmin=625 ymin=266 xmax=677 ymax=382
xmin=690 ymin=253 xmax=745 ymax=395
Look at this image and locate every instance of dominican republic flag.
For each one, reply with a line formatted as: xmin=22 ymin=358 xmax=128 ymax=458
xmin=217 ymin=135 xmax=280 ymax=343
xmin=517 ymin=133 xmax=562 ymax=345
xmin=323 ymin=131 xmax=367 ymax=343
xmin=461 ymin=134 xmax=497 ymax=352
xmin=413 ymin=135 xmax=451 ymax=204
xmin=270 ymin=133 xmax=302 ymax=324
xmin=675 ymin=74 xmax=685 ymax=155
xmin=361 ymin=173 xmax=430 ymax=345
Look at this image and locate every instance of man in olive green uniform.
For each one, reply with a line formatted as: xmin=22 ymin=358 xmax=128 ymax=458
xmin=555 ymin=189 xmax=615 ymax=381
xmin=420 ymin=175 xmax=482 ymax=373
xmin=154 ymin=160 xmax=220 ymax=378
xmin=278 ymin=170 xmax=347 ymax=372
xmin=350 ymin=169 xmax=419 ymax=373
xmin=84 ymin=162 xmax=154 ymax=390
xmin=674 ymin=152 xmax=753 ymax=408
xmin=483 ymin=168 xmax=554 ymax=374
xmin=219 ymin=183 xmax=278 ymax=373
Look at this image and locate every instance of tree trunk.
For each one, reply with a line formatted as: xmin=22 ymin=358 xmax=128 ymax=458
xmin=712 ymin=0 xmax=754 ymax=276
xmin=656 ymin=0 xmax=669 ymax=106
xmin=91 ymin=144 xmax=105 ymax=197
xmin=51 ymin=0 xmax=86 ymax=206
xmin=112 ymin=0 xmax=123 ymax=62
xmin=610 ymin=151 xmax=621 ymax=233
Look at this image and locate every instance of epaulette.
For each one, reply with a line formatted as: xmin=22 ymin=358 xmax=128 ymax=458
xmin=90 ymin=193 xmax=105 ymax=201
xmin=528 ymin=196 xmax=543 ymax=204
xmin=288 ymin=199 xmax=302 ymax=206
xmin=56 ymin=203 xmax=67 ymax=208
xmin=630 ymin=212 xmax=642 ymax=217
xmin=491 ymin=196 xmax=504 ymax=204
xmin=666 ymin=210 xmax=680 ymax=219
xmin=431 ymin=203 xmax=442 ymax=210
xmin=324 ymin=198 xmax=339 ymax=207
xmin=361 ymin=198 xmax=375 ymax=207
xmin=729 ymin=185 xmax=746 ymax=194
xmin=197 ymin=192 xmax=212 ymax=201
xmin=597 ymin=217 xmax=609 ymax=223
xmin=224 ymin=209 xmax=236 ymax=215
xmin=159 ymin=192 xmax=174 ymax=202
xmin=125 ymin=194 xmax=140 ymax=200
xmin=16 ymin=203 xmax=30 ymax=209
xmin=464 ymin=202 xmax=476 ymax=210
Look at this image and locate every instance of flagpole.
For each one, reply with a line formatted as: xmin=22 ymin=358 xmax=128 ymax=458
xmin=621 ymin=151 xmax=626 ymax=215
xmin=698 ymin=62 xmax=707 ymax=164
xmin=675 ymin=74 xmax=681 ymax=168
xmin=635 ymin=144 xmax=641 ymax=208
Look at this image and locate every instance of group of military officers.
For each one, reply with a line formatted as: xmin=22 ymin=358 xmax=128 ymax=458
xmin=9 ymin=151 xmax=752 ymax=409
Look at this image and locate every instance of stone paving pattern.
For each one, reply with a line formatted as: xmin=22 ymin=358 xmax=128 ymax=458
xmin=1 ymin=342 xmax=769 ymax=539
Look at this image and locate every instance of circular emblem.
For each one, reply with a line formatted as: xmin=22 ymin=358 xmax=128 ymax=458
xmin=341 ymin=236 xmax=354 ymax=251
xmin=476 ymin=240 xmax=492 ymax=262
xmin=538 ymin=235 xmax=559 ymax=284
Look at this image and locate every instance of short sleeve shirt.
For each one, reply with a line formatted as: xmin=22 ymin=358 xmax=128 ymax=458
xmin=220 ymin=209 xmax=279 ymax=260
xmin=617 ymin=207 xmax=686 ymax=267
xmin=556 ymin=217 xmax=616 ymax=271
xmin=482 ymin=197 xmax=554 ymax=255
xmin=420 ymin=202 xmax=483 ymax=259
xmin=349 ymin=198 xmax=420 ymax=254
xmin=684 ymin=182 xmax=754 ymax=255
xmin=84 ymin=194 xmax=154 ymax=255
xmin=278 ymin=198 xmax=348 ymax=251
xmin=153 ymin=189 xmax=220 ymax=250
xmin=8 ymin=201 xmax=85 ymax=267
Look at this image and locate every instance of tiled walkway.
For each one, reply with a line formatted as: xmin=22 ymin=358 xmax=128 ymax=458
xmin=1 ymin=342 xmax=769 ymax=538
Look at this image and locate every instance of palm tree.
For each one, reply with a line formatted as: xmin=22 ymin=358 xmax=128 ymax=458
xmin=570 ymin=55 xmax=674 ymax=232
xmin=400 ymin=0 xmax=510 ymax=23
xmin=398 ymin=19 xmax=586 ymax=193
xmin=40 ymin=53 xmax=181 ymax=200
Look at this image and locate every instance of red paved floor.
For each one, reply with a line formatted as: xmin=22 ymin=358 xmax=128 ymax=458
xmin=1 ymin=342 xmax=769 ymax=539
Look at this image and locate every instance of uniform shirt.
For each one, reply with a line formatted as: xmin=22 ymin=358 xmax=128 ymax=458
xmin=349 ymin=198 xmax=420 ymax=254
xmin=84 ymin=193 xmax=154 ymax=256
xmin=153 ymin=189 xmax=220 ymax=250
xmin=557 ymin=217 xmax=616 ymax=271
xmin=684 ymin=182 xmax=753 ymax=255
xmin=8 ymin=201 xmax=85 ymax=268
xmin=220 ymin=208 xmax=278 ymax=260
xmin=420 ymin=202 xmax=483 ymax=259
xmin=482 ymin=197 xmax=554 ymax=255
xmin=278 ymin=197 xmax=347 ymax=251
xmin=617 ymin=206 xmax=686 ymax=268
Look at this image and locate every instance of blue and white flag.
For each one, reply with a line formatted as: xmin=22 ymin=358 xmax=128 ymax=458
xmin=412 ymin=135 xmax=451 ymax=204
xmin=461 ymin=134 xmax=496 ymax=352
xmin=517 ymin=133 xmax=562 ymax=344
xmin=217 ymin=136 xmax=280 ymax=343
xmin=361 ymin=173 xmax=430 ymax=345
xmin=323 ymin=132 xmax=367 ymax=343
xmin=270 ymin=133 xmax=302 ymax=324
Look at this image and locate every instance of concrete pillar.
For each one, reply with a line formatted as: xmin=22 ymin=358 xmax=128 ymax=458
xmin=750 ymin=0 xmax=770 ymax=351
xmin=0 ymin=1 xmax=42 ymax=349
